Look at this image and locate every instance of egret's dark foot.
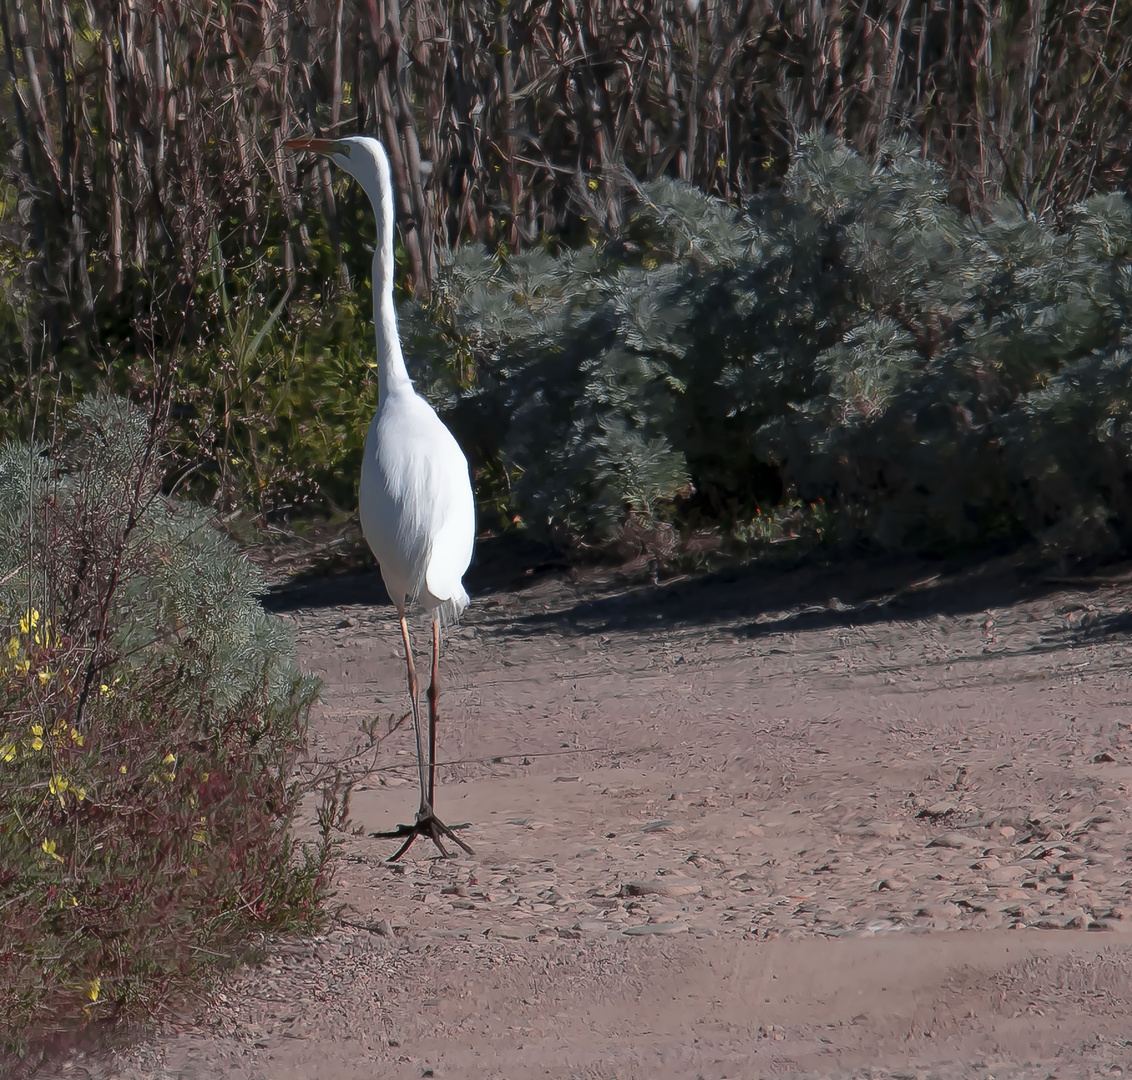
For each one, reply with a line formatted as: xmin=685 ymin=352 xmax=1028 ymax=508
xmin=372 ymin=813 xmax=474 ymax=861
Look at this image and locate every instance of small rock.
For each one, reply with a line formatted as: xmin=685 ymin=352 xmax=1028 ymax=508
xmin=995 ymin=888 xmax=1032 ymax=901
xmin=622 ymin=879 xmax=702 ymax=899
xmin=926 ymin=832 xmax=976 ymax=849
xmin=856 ymin=821 xmax=902 ymax=839
xmin=987 ymin=866 xmax=1028 ymax=884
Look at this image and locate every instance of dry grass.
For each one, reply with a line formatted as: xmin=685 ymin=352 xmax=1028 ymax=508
xmin=1 ymin=0 xmax=1127 ymax=319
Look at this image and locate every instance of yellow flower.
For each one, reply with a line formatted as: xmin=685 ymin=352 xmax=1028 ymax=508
xmin=86 ymin=977 xmax=101 ymax=1002
xmin=49 ymin=775 xmax=69 ymax=804
xmin=6 ymin=637 xmax=18 ymax=659
xmin=15 ymin=658 xmax=29 ymax=675
xmin=162 ymin=752 xmax=176 ymax=765
xmin=70 ymin=728 xmax=84 ymax=746
xmin=119 ymin=765 xmax=127 ymax=774
xmin=30 ymin=724 xmax=43 ymax=737
xmin=0 ymin=742 xmax=15 ymax=763
xmin=37 ymin=670 xmax=52 ymax=683
xmin=19 ymin=609 xmax=39 ymax=634
xmin=28 ymin=735 xmax=43 ymax=752
xmin=41 ymin=838 xmax=63 ymax=863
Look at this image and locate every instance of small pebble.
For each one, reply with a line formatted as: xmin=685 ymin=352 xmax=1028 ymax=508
xmin=622 ymin=879 xmax=701 ymax=898
xmin=623 ymin=922 xmax=688 ymax=936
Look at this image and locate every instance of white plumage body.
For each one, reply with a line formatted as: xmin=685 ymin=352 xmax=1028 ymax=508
xmin=359 ymin=386 xmax=475 ymax=622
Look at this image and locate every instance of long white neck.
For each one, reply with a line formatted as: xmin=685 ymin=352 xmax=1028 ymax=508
xmin=368 ymin=171 xmax=412 ymax=403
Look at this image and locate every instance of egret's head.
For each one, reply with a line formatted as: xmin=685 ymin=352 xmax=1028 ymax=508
xmin=284 ymin=135 xmax=392 ymax=211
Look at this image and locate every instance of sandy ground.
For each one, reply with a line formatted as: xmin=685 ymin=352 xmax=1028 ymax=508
xmin=49 ymin=547 xmax=1132 ymax=1079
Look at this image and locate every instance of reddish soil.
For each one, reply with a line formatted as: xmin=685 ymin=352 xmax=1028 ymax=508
xmin=67 ymin=549 xmax=1132 ymax=1078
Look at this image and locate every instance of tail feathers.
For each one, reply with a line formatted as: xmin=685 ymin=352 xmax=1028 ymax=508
xmin=437 ymin=586 xmax=469 ymax=628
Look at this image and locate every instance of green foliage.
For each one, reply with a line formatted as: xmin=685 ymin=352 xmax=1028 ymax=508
xmin=414 ymin=135 xmax=1132 ymax=561
xmin=172 ymin=285 xmax=383 ymax=515
xmin=0 ymin=398 xmax=331 ymax=1058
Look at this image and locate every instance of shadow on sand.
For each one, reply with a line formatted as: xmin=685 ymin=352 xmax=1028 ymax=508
xmin=260 ymin=532 xmax=565 ymax=614
xmin=503 ymin=550 xmax=1067 ymax=641
xmin=255 ymin=531 xmax=1128 ymax=651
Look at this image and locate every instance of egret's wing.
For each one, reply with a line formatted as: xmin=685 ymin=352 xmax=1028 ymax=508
xmin=361 ymin=391 xmax=474 ymax=615
xmin=424 ymin=470 xmax=475 ymax=613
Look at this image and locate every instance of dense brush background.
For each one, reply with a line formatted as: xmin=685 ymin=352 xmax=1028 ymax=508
xmin=1 ymin=0 xmax=1131 ymax=554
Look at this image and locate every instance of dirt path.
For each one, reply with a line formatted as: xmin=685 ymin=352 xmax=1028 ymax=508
xmin=73 ymin=553 xmax=1132 ymax=1079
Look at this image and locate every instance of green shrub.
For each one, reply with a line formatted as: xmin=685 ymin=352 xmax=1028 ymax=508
xmin=0 ymin=398 xmax=329 ymax=1060
xmin=413 ymin=135 xmax=1132 ymax=561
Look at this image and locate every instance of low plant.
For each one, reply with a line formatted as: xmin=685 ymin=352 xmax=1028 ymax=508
xmin=0 ymin=397 xmax=331 ymax=1062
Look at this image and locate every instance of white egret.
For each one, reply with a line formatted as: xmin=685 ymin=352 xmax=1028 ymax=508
xmin=285 ymin=136 xmax=475 ymax=860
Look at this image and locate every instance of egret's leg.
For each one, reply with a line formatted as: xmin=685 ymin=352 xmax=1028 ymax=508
xmin=426 ymin=614 xmax=441 ymax=809
xmin=398 ymin=610 xmax=430 ymax=814
xmin=374 ymin=610 xmax=473 ymax=860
